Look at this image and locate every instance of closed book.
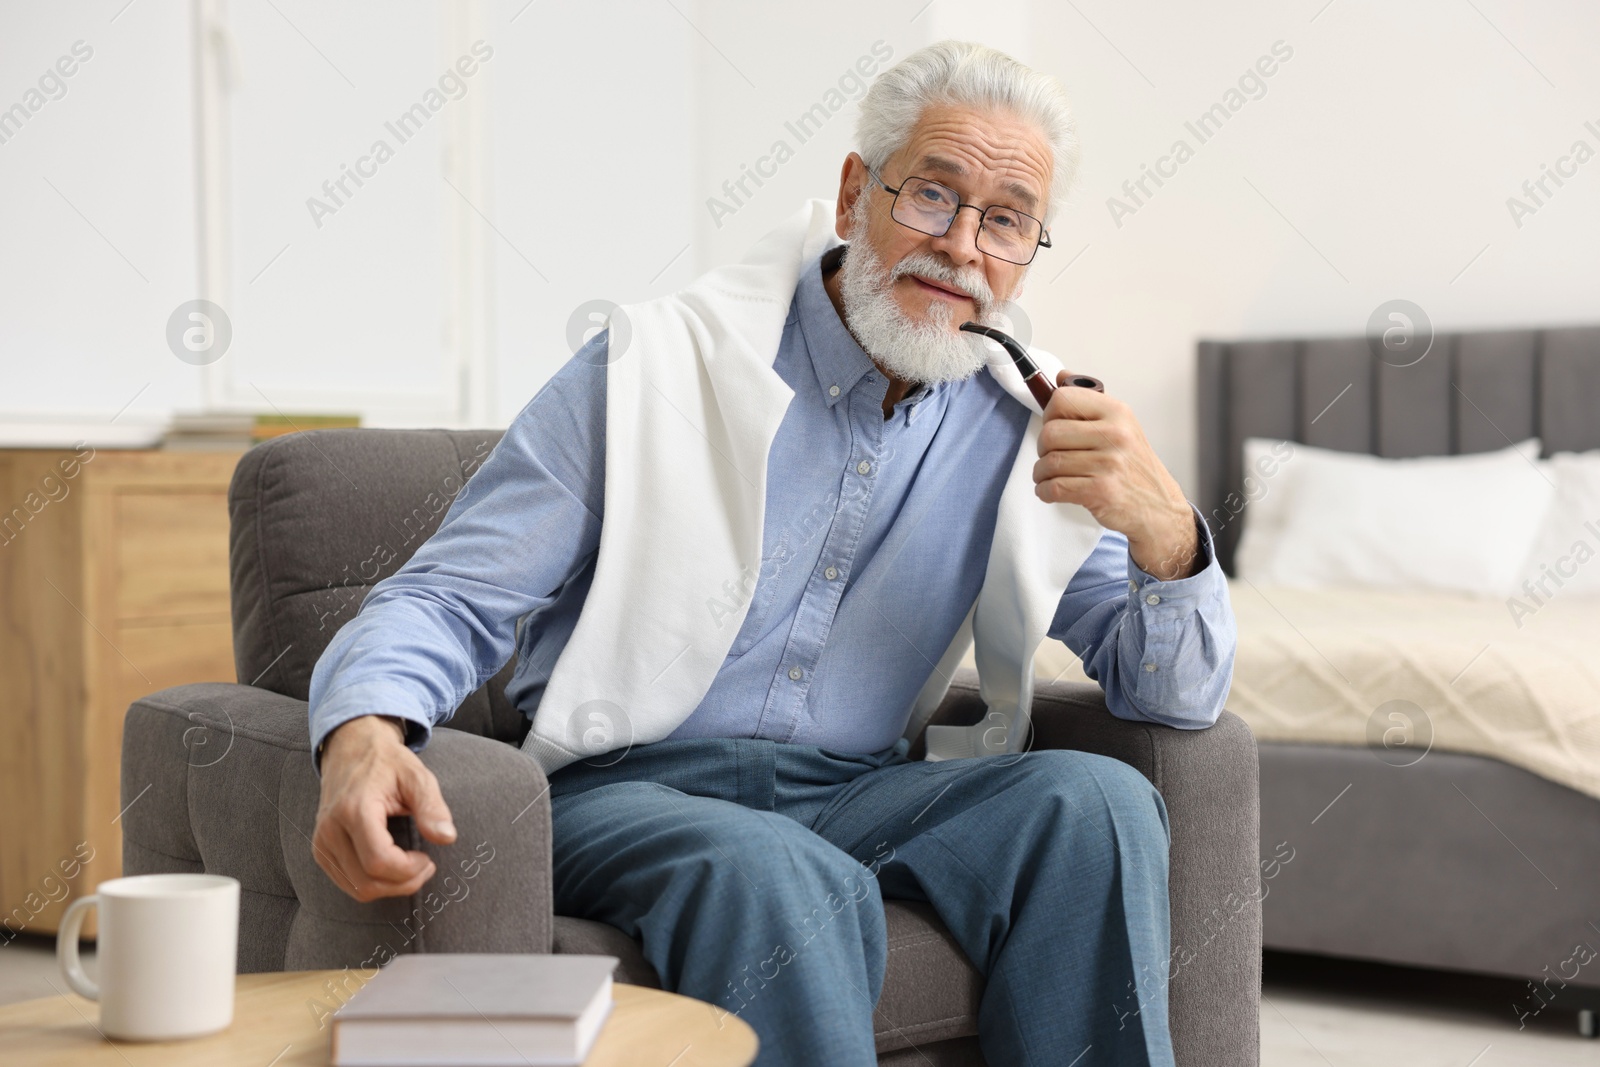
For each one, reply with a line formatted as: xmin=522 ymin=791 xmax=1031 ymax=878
xmin=161 ymin=434 xmax=255 ymax=451
xmin=251 ymin=412 xmax=361 ymax=439
xmin=331 ymin=953 xmax=618 ymax=1067
xmin=168 ymin=412 xmax=256 ymax=434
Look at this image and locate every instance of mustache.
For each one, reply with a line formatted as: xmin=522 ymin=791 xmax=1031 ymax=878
xmin=888 ymin=252 xmax=995 ymax=311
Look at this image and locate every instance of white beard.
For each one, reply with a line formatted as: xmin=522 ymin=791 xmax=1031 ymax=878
xmin=837 ymin=202 xmax=1010 ymax=386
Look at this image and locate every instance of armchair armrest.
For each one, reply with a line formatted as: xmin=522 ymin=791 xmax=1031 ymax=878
xmin=915 ymin=669 xmax=1262 ymax=1067
xmin=122 ymin=683 xmax=553 ymax=973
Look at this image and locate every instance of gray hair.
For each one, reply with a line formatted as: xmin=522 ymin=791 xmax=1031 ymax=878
xmin=855 ymin=41 xmax=1080 ymax=224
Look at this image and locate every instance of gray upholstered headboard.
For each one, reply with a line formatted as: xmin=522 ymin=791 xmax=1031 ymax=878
xmin=1197 ymin=325 xmax=1600 ymax=575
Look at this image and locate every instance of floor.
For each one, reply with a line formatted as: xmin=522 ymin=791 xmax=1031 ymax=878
xmin=1261 ymin=951 xmax=1598 ymax=1065
xmin=1 ymin=934 xmax=93 ymax=1008
xmin=2 ymin=936 xmax=1595 ymax=1062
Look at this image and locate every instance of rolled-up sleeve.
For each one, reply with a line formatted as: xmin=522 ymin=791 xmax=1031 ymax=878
xmin=306 ymin=334 xmax=610 ymax=765
xmin=1045 ymin=505 xmax=1236 ymax=728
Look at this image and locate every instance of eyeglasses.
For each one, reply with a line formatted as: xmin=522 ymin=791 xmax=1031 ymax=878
xmin=867 ymin=168 xmax=1051 ymax=265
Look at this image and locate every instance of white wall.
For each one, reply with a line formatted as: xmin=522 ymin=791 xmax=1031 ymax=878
xmin=686 ymin=0 xmax=924 ymax=271
xmin=3 ymin=0 xmax=1598 ymax=489
xmin=486 ymin=0 xmax=695 ymax=420
xmin=220 ymin=1 xmax=457 ymax=421
xmin=0 ymin=0 xmax=198 ymax=430
xmin=1021 ymin=0 xmax=1600 ymax=487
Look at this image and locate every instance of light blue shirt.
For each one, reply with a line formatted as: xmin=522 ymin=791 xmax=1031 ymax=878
xmin=308 ymin=246 xmax=1236 ymax=760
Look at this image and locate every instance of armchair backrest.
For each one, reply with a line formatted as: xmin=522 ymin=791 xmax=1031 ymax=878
xmin=228 ymin=428 xmax=529 ymax=744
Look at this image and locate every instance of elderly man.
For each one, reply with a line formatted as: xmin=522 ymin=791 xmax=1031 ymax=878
xmin=308 ymin=40 xmax=1234 ymax=1067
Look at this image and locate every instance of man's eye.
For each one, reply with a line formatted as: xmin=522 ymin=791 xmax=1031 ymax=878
xmin=988 ymin=212 xmax=1019 ymax=229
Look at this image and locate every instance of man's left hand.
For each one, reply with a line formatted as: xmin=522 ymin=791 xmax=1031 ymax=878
xmin=1032 ymin=370 xmax=1200 ymax=580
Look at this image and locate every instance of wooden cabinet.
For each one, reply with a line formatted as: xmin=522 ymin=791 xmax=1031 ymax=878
xmin=0 ymin=448 xmax=241 ymax=937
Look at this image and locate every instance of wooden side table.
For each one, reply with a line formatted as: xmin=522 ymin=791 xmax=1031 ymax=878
xmin=0 ymin=970 xmax=760 ymax=1066
xmin=0 ymin=448 xmax=243 ymax=938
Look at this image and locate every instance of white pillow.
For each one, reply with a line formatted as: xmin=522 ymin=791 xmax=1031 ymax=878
xmin=1235 ymin=437 xmax=1553 ymax=598
xmin=1514 ymin=450 xmax=1600 ymax=601
xmin=1232 ymin=438 xmax=1301 ymax=580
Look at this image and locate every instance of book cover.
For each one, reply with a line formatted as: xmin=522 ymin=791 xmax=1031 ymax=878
xmin=332 ymin=954 xmax=618 ymax=1067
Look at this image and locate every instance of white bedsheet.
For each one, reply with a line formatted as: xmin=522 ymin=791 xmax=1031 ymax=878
xmin=969 ymin=582 xmax=1600 ymax=802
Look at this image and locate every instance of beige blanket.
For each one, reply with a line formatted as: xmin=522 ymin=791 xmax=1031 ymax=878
xmin=962 ymin=581 xmax=1600 ymax=802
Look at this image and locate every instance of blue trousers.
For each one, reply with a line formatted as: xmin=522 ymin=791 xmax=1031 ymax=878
xmin=547 ymin=737 xmax=1175 ymax=1067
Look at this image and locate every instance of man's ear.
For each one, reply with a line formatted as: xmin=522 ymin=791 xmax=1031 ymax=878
xmin=835 ymin=153 xmax=867 ymax=240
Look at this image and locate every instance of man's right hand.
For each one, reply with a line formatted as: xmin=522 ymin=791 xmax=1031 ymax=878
xmin=312 ymin=715 xmax=457 ymax=901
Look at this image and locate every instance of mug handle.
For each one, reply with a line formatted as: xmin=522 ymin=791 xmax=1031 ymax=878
xmin=56 ymin=895 xmax=99 ymax=1000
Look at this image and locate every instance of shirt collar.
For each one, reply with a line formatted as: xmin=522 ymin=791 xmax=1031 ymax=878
xmin=795 ymin=244 xmax=945 ymax=418
xmin=796 ymin=244 xmax=879 ymax=408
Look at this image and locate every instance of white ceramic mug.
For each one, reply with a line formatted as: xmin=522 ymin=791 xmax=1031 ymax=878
xmin=56 ymin=873 xmax=240 ymax=1041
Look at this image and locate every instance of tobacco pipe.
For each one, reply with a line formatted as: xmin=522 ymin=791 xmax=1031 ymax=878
xmin=959 ymin=322 xmax=1103 ymax=411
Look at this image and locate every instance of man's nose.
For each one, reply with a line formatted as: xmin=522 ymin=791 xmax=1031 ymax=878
xmin=929 ymin=207 xmax=984 ymax=268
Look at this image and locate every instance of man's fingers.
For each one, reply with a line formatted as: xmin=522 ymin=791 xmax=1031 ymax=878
xmin=1034 ymin=447 xmax=1109 ymax=483
xmin=347 ymin=798 xmax=432 ymax=884
xmin=311 ymin=820 xmax=370 ymax=898
xmin=1038 ymin=407 xmax=1127 ymax=458
xmin=1036 ymin=475 xmax=1099 ymax=507
xmin=316 ymin=820 xmax=433 ymax=901
xmin=1038 ymin=419 xmax=1098 ymax=452
xmin=401 ymin=764 xmax=457 ymax=845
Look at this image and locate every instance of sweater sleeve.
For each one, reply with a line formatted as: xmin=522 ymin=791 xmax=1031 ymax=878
xmin=306 ymin=333 xmax=610 ymax=766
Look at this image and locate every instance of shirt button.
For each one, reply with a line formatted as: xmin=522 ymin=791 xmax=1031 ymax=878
xmin=856 ymin=460 xmax=871 ymax=475
xmin=828 ymin=384 xmax=840 ymax=397
xmin=788 ymin=666 xmax=803 ymax=681
xmin=824 ymin=566 xmax=839 ymax=580
xmin=1143 ymin=663 xmax=1158 ymax=673
xmin=1145 ymin=593 xmax=1161 ymax=606
xmin=1128 ymin=579 xmax=1138 ymax=593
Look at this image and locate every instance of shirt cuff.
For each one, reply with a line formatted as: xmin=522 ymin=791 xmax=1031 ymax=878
xmin=310 ymin=686 xmax=435 ymax=775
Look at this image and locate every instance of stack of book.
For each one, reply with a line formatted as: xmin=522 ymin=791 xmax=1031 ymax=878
xmin=162 ymin=412 xmax=361 ymax=451
xmin=331 ymin=953 xmax=619 ymax=1067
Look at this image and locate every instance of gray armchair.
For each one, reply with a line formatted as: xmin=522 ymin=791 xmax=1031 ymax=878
xmin=121 ymin=429 xmax=1261 ymax=1066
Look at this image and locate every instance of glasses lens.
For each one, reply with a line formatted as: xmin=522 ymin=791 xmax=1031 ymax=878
xmin=892 ymin=178 xmax=959 ymax=236
xmin=977 ymin=207 xmax=1042 ymax=264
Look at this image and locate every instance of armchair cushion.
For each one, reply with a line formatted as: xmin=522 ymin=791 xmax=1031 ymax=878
xmin=549 ymin=902 xmax=984 ymax=1056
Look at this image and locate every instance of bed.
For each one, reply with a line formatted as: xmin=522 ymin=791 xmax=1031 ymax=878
xmin=1193 ymin=327 xmax=1600 ymax=1022
xmin=955 ymin=325 xmax=1600 ymax=1022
